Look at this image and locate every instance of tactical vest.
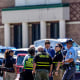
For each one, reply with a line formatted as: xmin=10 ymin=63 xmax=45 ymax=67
xmin=36 ymin=53 xmax=52 ymax=70
xmin=24 ymin=57 xmax=33 ymax=70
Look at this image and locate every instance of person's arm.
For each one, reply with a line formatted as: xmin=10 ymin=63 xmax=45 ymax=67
xmin=55 ymin=62 xmax=62 ymax=76
xmin=13 ymin=59 xmax=17 ymax=74
xmin=13 ymin=64 xmax=17 ymax=74
xmin=32 ymin=55 xmax=38 ymax=74
xmin=2 ymin=63 xmax=5 ymax=67
xmin=49 ymin=64 xmax=53 ymax=77
xmin=2 ymin=59 xmax=5 ymax=67
xmin=32 ymin=63 xmax=36 ymax=74
xmin=64 ymin=58 xmax=73 ymax=63
xmin=56 ymin=62 xmax=61 ymax=71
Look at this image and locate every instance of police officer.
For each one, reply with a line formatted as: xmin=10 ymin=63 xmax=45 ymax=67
xmin=32 ymin=46 xmax=53 ymax=80
xmin=53 ymin=43 xmax=63 ymax=80
xmin=2 ymin=50 xmax=16 ymax=80
xmin=62 ymin=39 xmax=76 ymax=80
xmin=20 ymin=48 xmax=35 ymax=80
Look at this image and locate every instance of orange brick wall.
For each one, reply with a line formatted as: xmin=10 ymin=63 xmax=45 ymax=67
xmin=0 ymin=27 xmax=4 ymax=45
xmin=66 ymin=24 xmax=80 ymax=45
xmin=62 ymin=0 xmax=80 ymax=3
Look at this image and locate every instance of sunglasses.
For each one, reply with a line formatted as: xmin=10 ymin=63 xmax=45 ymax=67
xmin=55 ymin=46 xmax=59 ymax=47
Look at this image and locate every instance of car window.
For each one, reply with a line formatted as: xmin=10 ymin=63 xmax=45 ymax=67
xmin=62 ymin=42 xmax=79 ymax=49
xmin=0 ymin=58 xmax=3 ymax=65
xmin=14 ymin=51 xmax=28 ymax=55
xmin=34 ymin=40 xmax=58 ymax=49
xmin=73 ymin=42 xmax=79 ymax=47
xmin=17 ymin=56 xmax=25 ymax=66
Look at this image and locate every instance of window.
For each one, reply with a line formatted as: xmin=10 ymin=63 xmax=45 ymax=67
xmin=50 ymin=22 xmax=59 ymax=38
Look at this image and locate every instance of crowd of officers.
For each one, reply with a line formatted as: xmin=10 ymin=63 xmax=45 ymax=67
xmin=20 ymin=39 xmax=76 ymax=80
xmin=1 ymin=39 xmax=76 ymax=80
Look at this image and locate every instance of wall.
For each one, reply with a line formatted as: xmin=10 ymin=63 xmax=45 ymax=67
xmin=0 ymin=27 xmax=4 ymax=45
xmin=62 ymin=0 xmax=80 ymax=3
xmin=15 ymin=0 xmax=62 ymax=6
xmin=2 ymin=7 xmax=69 ymax=23
xmin=66 ymin=24 xmax=80 ymax=44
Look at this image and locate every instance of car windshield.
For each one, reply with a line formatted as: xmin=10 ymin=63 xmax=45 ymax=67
xmin=73 ymin=42 xmax=79 ymax=47
xmin=34 ymin=40 xmax=58 ymax=49
xmin=14 ymin=51 xmax=28 ymax=55
xmin=62 ymin=42 xmax=79 ymax=49
xmin=17 ymin=56 xmax=25 ymax=66
xmin=34 ymin=40 xmax=79 ymax=49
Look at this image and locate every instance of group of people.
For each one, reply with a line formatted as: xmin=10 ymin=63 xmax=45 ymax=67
xmin=20 ymin=39 xmax=76 ymax=80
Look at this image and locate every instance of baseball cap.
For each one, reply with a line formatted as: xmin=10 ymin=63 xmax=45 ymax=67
xmin=66 ymin=39 xmax=74 ymax=43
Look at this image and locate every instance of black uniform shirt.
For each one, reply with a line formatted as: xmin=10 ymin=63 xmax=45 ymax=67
xmin=3 ymin=55 xmax=16 ymax=68
xmin=53 ymin=50 xmax=63 ymax=69
xmin=34 ymin=52 xmax=52 ymax=70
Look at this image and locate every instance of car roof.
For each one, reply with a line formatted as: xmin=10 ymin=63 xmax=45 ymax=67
xmin=34 ymin=38 xmax=69 ymax=43
xmin=17 ymin=54 xmax=27 ymax=56
xmin=15 ymin=48 xmax=29 ymax=51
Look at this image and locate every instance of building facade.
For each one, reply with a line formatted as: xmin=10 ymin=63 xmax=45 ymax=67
xmin=1 ymin=0 xmax=80 ymax=48
xmin=0 ymin=0 xmax=15 ymax=46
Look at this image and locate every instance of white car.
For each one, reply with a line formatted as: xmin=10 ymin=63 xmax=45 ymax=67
xmin=34 ymin=38 xmax=80 ymax=60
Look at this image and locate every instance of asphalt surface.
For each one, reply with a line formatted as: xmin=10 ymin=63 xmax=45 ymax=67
xmin=0 ymin=74 xmax=20 ymax=80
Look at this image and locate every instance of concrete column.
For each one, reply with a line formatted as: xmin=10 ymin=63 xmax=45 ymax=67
xmin=40 ymin=21 xmax=46 ymax=39
xmin=4 ymin=23 xmax=10 ymax=47
xmin=59 ymin=20 xmax=66 ymax=38
xmin=22 ymin=22 xmax=28 ymax=48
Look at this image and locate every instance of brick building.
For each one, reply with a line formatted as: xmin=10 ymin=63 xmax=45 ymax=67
xmin=0 ymin=0 xmax=15 ymax=46
xmin=1 ymin=0 xmax=80 ymax=48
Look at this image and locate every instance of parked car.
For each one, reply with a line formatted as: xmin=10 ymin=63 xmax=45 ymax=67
xmin=16 ymin=54 xmax=27 ymax=74
xmin=34 ymin=39 xmax=80 ymax=59
xmin=75 ymin=60 xmax=80 ymax=80
xmin=13 ymin=48 xmax=29 ymax=59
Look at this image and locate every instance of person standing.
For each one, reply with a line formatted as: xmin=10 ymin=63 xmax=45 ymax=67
xmin=44 ymin=40 xmax=55 ymax=59
xmin=62 ymin=39 xmax=76 ymax=80
xmin=32 ymin=46 xmax=53 ymax=80
xmin=20 ymin=48 xmax=35 ymax=80
xmin=44 ymin=40 xmax=55 ymax=80
xmin=2 ymin=50 xmax=17 ymax=80
xmin=53 ymin=43 xmax=63 ymax=80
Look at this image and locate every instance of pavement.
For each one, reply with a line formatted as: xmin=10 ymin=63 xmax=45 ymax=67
xmin=0 ymin=74 xmax=20 ymax=80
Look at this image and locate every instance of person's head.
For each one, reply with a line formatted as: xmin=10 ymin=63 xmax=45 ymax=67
xmin=45 ymin=40 xmax=50 ymax=49
xmin=29 ymin=45 xmax=35 ymax=49
xmin=55 ymin=43 xmax=62 ymax=52
xmin=4 ymin=50 xmax=14 ymax=58
xmin=66 ymin=40 xmax=73 ymax=49
xmin=37 ymin=46 xmax=44 ymax=52
xmin=28 ymin=48 xmax=35 ymax=56
xmin=9 ymin=50 xmax=14 ymax=56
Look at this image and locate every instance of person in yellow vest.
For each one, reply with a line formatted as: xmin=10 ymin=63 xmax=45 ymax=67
xmin=32 ymin=46 xmax=53 ymax=80
xmin=53 ymin=43 xmax=63 ymax=80
xmin=19 ymin=48 xmax=35 ymax=80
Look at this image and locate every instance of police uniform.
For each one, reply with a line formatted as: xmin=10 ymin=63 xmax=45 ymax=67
xmin=53 ymin=50 xmax=63 ymax=80
xmin=20 ymin=54 xmax=34 ymax=80
xmin=34 ymin=52 xmax=52 ymax=80
xmin=3 ymin=55 xmax=16 ymax=80
xmin=62 ymin=47 xmax=75 ymax=80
